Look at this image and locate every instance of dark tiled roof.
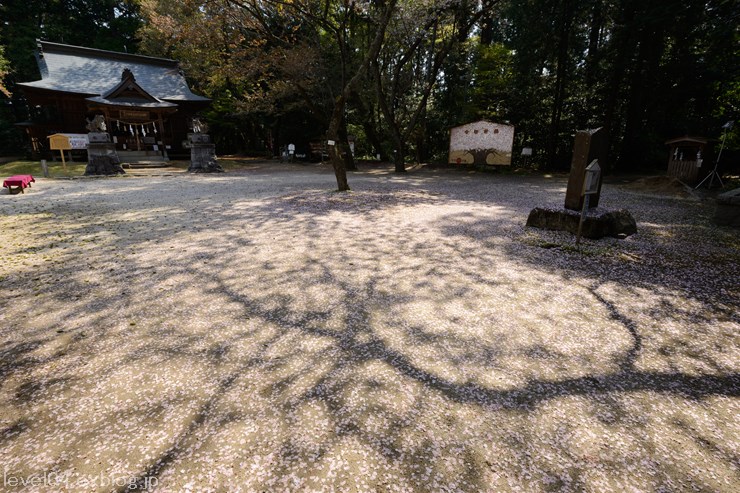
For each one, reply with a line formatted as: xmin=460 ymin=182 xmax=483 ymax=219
xmin=84 ymin=68 xmax=178 ymax=108
xmin=665 ymin=136 xmax=708 ymax=145
xmin=85 ymin=96 xmax=178 ymax=108
xmin=18 ymin=41 xmax=210 ymax=102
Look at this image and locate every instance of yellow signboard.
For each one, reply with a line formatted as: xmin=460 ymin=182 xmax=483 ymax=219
xmin=47 ymin=133 xmax=88 ymax=170
xmin=48 ymin=133 xmax=88 ymax=150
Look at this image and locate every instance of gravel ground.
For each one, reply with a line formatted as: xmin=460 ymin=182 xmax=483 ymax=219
xmin=0 ymin=163 xmax=738 ymax=492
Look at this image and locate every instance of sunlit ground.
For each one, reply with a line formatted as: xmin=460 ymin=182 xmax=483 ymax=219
xmin=0 ymin=163 xmax=737 ymax=492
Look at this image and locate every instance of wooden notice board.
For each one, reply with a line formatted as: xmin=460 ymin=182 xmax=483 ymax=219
xmin=48 ymin=133 xmax=88 ymax=170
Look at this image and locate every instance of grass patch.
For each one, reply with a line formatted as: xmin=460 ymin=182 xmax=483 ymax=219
xmin=215 ymin=157 xmax=270 ymax=170
xmin=0 ymin=159 xmax=86 ymax=177
xmin=1 ymin=157 xmax=264 ymax=178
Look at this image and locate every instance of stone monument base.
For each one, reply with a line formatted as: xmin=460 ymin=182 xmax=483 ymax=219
xmin=86 ymin=141 xmax=124 ymax=176
xmin=188 ymin=143 xmax=224 ymax=173
xmin=526 ymin=207 xmax=637 ymax=239
xmin=713 ymin=188 xmax=740 ymax=228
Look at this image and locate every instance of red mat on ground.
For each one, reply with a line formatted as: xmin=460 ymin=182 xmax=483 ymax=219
xmin=3 ymin=174 xmax=35 ymax=191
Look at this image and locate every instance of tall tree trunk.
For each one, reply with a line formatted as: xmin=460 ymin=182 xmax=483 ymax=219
xmin=585 ymin=0 xmax=603 ymax=88
xmin=327 ymin=139 xmax=351 ymax=191
xmin=619 ymin=21 xmax=665 ymax=170
xmin=339 ymin=118 xmax=356 ymax=170
xmin=326 ymin=0 xmax=397 ymax=191
xmin=350 ymin=91 xmax=386 ymax=159
xmin=372 ymin=61 xmax=406 ymax=172
xmin=272 ymin=118 xmax=281 ymax=158
xmin=416 ymin=129 xmax=425 ymax=164
xmin=393 ymin=140 xmax=406 ymax=172
xmin=365 ymin=113 xmax=386 ymax=160
xmin=601 ymin=1 xmax=637 ymax=173
xmin=480 ymin=13 xmax=495 ymax=46
xmin=546 ymin=0 xmax=574 ymax=170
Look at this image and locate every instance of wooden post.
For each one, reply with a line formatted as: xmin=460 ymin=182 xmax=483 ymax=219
xmin=102 ymin=109 xmax=111 ymax=135
xmin=576 ymin=194 xmax=590 ymax=247
xmin=135 ymin=124 xmax=141 ymax=151
xmin=59 ymin=149 xmax=67 ymax=171
xmin=158 ymin=115 xmax=169 ymax=160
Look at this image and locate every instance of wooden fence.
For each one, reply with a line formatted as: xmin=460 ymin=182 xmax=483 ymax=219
xmin=668 ymin=159 xmax=702 ymax=184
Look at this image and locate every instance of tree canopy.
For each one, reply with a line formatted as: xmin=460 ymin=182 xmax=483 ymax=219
xmin=0 ymin=0 xmax=143 ymax=153
xmin=1 ymin=0 xmax=737 ymax=183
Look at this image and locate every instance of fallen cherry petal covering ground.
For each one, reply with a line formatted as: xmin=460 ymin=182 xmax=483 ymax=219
xmin=0 ymin=163 xmax=737 ymax=493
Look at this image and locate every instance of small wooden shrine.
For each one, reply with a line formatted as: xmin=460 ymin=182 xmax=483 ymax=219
xmin=665 ymin=136 xmax=708 ymax=184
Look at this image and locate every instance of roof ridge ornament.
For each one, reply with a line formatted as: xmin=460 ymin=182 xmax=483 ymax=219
xmin=121 ymin=68 xmax=135 ymax=81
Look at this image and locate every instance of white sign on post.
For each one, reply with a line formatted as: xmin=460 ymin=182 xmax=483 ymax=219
xmin=582 ymin=159 xmax=601 ymax=196
xmin=577 ymin=159 xmax=601 ymax=247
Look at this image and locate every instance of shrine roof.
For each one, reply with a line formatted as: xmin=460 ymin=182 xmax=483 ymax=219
xmin=18 ymin=41 xmax=210 ymax=102
xmin=85 ymin=96 xmax=178 ymax=108
xmin=665 ymin=135 xmax=708 ymax=145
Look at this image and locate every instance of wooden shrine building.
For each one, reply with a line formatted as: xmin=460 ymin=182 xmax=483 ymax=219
xmin=18 ymin=41 xmax=210 ymax=159
xmin=665 ymin=135 xmax=708 ymax=184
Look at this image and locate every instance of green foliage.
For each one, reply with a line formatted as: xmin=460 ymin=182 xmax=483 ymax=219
xmin=0 ymin=159 xmax=86 ymax=176
xmin=450 ymin=0 xmax=740 ymax=172
xmin=0 ymin=46 xmax=21 ymax=155
xmin=0 ymin=0 xmax=736 ymax=172
xmin=137 ymin=0 xmax=344 ymax=155
xmin=0 ymin=1 xmax=143 ymax=81
xmin=471 ymin=42 xmax=514 ymax=121
xmin=0 ymin=106 xmax=23 ymax=156
xmin=711 ymin=28 xmax=740 ymax=151
xmin=0 ymin=46 xmax=9 ymax=97
xmin=0 ymin=1 xmax=144 ymax=154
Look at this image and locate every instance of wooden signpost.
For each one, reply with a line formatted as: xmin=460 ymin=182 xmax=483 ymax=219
xmin=48 ymin=133 xmax=88 ymax=171
xmin=576 ymin=159 xmax=602 ymax=246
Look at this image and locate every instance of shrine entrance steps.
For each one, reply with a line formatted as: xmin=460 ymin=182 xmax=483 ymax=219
xmin=119 ymin=150 xmax=169 ymax=169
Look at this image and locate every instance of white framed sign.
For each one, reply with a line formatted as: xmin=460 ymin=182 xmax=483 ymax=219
xmin=582 ymin=160 xmax=601 ymax=196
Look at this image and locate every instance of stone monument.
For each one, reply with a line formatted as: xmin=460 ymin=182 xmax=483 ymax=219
xmin=187 ymin=118 xmax=224 ymax=173
xmin=84 ymin=115 xmax=125 ymax=175
xmin=526 ymin=126 xmax=636 ymax=240
xmin=565 ymin=128 xmax=608 ymax=210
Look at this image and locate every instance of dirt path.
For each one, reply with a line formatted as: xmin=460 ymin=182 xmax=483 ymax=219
xmin=0 ymin=164 xmax=738 ymax=492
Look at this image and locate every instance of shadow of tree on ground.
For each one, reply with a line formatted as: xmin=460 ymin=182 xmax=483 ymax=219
xmin=0 ymin=168 xmax=737 ymax=492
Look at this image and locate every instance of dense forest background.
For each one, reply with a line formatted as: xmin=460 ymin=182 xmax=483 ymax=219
xmin=0 ymin=0 xmax=737 ymax=174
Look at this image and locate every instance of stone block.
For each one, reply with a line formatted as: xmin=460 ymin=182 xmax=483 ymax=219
xmin=188 ymin=133 xmax=211 ymax=144
xmin=85 ymin=155 xmax=125 ymax=175
xmin=526 ymin=207 xmax=637 ymax=239
xmin=86 ymin=141 xmax=124 ymax=175
xmin=713 ymin=188 xmax=740 ymax=228
xmin=188 ymin=143 xmax=224 ymax=173
xmin=88 ymin=132 xmax=111 ymax=143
